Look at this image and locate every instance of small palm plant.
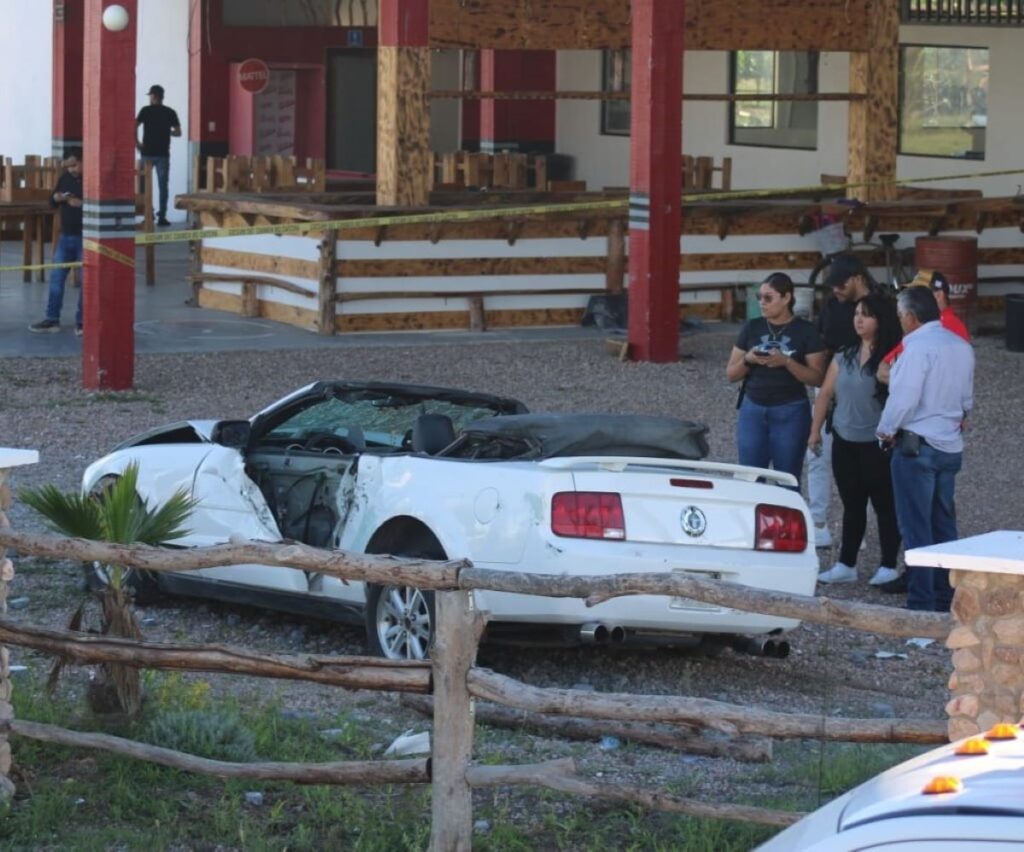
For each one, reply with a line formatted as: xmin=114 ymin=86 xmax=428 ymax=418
xmin=21 ymin=462 xmax=195 ymax=716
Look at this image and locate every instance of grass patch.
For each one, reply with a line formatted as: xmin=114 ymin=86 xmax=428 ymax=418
xmin=0 ymin=672 xmax=925 ymax=849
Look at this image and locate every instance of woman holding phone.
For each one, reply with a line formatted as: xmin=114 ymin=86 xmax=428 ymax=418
xmin=809 ymin=292 xmax=902 ymax=585
xmin=726 ymin=272 xmax=826 ymax=488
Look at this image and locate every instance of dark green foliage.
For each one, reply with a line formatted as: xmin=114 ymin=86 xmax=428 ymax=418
xmin=145 ymin=710 xmax=258 ymax=763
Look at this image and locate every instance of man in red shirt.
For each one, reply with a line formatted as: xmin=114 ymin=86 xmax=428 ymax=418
xmin=880 ymin=270 xmax=970 ymax=375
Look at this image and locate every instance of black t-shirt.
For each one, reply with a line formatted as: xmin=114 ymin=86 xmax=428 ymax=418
xmin=817 ymin=295 xmax=858 ymax=355
xmin=50 ymin=171 xmax=83 ymax=236
xmin=136 ymin=104 xmax=180 ymax=157
xmin=736 ymin=317 xmax=824 ymax=406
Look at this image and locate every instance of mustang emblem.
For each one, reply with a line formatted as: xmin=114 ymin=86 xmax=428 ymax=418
xmin=680 ymin=506 xmax=707 ymax=538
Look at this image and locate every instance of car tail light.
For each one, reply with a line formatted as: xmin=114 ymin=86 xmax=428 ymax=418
xmin=551 ymin=492 xmax=626 ymax=540
xmin=755 ymin=504 xmax=807 ymax=552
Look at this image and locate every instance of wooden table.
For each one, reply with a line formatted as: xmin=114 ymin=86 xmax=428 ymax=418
xmin=0 ymin=201 xmax=56 ymax=282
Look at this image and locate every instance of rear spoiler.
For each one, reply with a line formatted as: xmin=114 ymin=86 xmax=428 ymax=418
xmin=537 ymin=456 xmax=798 ymax=488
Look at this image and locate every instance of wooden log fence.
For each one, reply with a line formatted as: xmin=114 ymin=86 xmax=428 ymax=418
xmin=0 ymin=526 xmax=953 ymax=844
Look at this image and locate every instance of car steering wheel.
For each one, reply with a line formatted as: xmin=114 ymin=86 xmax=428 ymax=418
xmin=304 ymin=432 xmax=357 ymax=454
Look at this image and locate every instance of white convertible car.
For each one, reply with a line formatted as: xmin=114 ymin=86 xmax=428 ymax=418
xmin=82 ymin=381 xmax=818 ymax=660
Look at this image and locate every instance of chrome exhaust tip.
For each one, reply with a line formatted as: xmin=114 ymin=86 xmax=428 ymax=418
xmin=766 ymin=639 xmax=791 ymax=659
xmin=580 ymin=622 xmax=610 ymax=644
xmin=609 ymin=625 xmax=626 ymax=645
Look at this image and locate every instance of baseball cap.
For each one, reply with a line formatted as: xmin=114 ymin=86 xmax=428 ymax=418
xmin=147 ymin=84 xmax=165 ymax=97
xmin=824 ymin=253 xmax=868 ymax=288
xmin=907 ymin=268 xmax=950 ymax=295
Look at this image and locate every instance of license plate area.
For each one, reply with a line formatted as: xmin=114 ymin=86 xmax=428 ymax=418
xmin=669 ymin=569 xmax=726 ymax=611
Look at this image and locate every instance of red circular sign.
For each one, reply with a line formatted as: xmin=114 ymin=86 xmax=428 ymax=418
xmin=238 ymin=58 xmax=270 ymax=95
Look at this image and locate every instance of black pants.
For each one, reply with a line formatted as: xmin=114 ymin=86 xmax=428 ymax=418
xmin=831 ymin=431 xmax=901 ymax=568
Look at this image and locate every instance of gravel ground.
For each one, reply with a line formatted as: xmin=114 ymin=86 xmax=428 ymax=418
xmin=1 ymin=327 xmax=1021 ymax=821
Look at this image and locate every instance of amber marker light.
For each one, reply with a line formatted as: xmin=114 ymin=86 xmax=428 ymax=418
xmin=954 ymin=738 xmax=991 ymax=756
xmin=922 ymin=776 xmax=963 ymax=795
xmin=985 ymin=723 xmax=1020 ymax=741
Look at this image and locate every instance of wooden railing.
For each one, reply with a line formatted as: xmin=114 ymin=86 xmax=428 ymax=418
xmin=192 ymin=155 xmax=326 ymax=194
xmin=432 ymin=151 xmax=549 ymax=191
xmin=0 ymin=527 xmax=951 ymax=847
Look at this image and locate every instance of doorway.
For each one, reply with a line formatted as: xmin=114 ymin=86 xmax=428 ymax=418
xmin=327 ymin=49 xmax=377 ymax=173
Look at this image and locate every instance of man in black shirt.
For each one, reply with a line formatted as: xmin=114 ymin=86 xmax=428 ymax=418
xmin=29 ymin=149 xmax=85 ymax=334
xmin=136 ymin=84 xmax=181 ymax=226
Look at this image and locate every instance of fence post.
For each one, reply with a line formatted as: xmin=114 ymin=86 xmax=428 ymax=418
xmin=0 ymin=448 xmax=39 ymax=802
xmin=430 ymin=590 xmax=477 ymax=852
xmin=143 ymin=160 xmax=155 ymax=287
xmin=606 ymin=218 xmax=626 ymax=293
xmin=317 ymin=229 xmax=338 ymax=335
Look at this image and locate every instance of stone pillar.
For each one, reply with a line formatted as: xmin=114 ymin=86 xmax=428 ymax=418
xmin=946 ymin=568 xmax=1024 ymax=740
xmin=0 ymin=449 xmax=41 ymax=802
xmin=908 ymin=532 xmax=1024 ymax=741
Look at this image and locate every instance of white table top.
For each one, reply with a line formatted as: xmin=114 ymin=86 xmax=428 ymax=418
xmin=905 ymin=531 xmax=1024 ymax=576
xmin=0 ymin=448 xmax=39 ymax=469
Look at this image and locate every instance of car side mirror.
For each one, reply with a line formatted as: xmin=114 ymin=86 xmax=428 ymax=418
xmin=211 ymin=420 xmax=251 ymax=449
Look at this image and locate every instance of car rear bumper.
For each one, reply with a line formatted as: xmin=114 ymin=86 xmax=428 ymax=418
xmin=474 ymin=538 xmax=817 ymax=635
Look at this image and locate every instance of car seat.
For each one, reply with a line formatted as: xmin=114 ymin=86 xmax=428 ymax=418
xmin=411 ymin=413 xmax=456 ymax=455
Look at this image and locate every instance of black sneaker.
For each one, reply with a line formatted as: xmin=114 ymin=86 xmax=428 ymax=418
xmin=879 ymin=574 xmax=908 ymax=594
xmin=157 ymin=217 xmax=171 ymax=227
xmin=28 ymin=319 xmax=60 ymax=333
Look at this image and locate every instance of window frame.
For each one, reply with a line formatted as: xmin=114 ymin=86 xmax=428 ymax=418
xmin=599 ymin=50 xmax=632 ymax=137
xmin=727 ymin=50 xmax=820 ymax=151
xmin=897 ymin=42 xmax=989 ymax=161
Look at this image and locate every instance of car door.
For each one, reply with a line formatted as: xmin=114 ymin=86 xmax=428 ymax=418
xmin=188 ymin=444 xmax=309 ymax=592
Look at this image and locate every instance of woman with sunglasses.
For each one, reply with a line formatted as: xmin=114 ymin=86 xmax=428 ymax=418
xmin=727 ymin=273 xmax=826 ymax=488
xmin=809 ymin=293 xmax=903 ymax=585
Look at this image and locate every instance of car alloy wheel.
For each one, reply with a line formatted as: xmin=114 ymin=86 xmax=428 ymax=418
xmin=372 ymin=585 xmax=434 ymax=661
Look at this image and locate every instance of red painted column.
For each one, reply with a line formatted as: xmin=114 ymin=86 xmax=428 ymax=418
xmin=627 ymin=0 xmax=684 ymax=363
xmin=82 ymin=0 xmax=137 ymax=390
xmin=479 ymin=50 xmax=555 ymax=154
xmin=188 ymin=0 xmax=229 ymax=173
xmin=52 ymin=0 xmax=85 ymax=156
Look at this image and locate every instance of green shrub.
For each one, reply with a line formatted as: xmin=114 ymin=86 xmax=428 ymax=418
xmin=146 ymin=710 xmax=258 ymax=763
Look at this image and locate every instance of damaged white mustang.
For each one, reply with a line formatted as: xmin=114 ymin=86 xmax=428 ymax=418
xmin=82 ymin=381 xmax=818 ymax=661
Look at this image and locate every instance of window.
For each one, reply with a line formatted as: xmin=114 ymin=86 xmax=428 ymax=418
xmin=899 ymin=45 xmax=988 ymax=159
xmin=729 ymin=51 xmax=819 ymax=150
xmin=600 ymin=50 xmax=631 ymax=136
xmin=901 ymin=0 xmax=1023 ymax=26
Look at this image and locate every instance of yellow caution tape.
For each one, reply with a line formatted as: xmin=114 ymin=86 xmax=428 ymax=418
xmin=0 ymin=261 xmax=82 ymax=272
xmin=83 ymin=239 xmax=135 ymax=268
xmin=135 ymin=166 xmax=1024 ymax=247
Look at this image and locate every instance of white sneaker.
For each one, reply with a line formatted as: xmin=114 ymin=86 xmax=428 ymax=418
xmin=818 ymin=562 xmax=857 ymax=584
xmin=814 ymin=524 xmax=832 ymax=548
xmin=869 ymin=566 xmax=900 ymax=586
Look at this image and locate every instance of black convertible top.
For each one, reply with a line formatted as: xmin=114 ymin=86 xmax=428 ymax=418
xmin=447 ymin=414 xmax=710 ymax=461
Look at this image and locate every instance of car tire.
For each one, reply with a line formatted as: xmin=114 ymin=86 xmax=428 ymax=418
xmin=364 ymin=582 xmax=436 ymax=661
xmin=83 ymin=475 xmax=163 ymax=605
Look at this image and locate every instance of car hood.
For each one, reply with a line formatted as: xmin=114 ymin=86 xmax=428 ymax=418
xmin=113 ymin=420 xmax=221 ymax=450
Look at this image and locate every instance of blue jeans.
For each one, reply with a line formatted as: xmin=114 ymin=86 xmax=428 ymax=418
xmin=890 ymin=444 xmax=961 ymax=612
xmin=736 ymin=397 xmax=810 ymax=490
xmin=45 ymin=234 xmax=83 ymax=326
xmin=142 ymin=155 xmax=170 ymax=218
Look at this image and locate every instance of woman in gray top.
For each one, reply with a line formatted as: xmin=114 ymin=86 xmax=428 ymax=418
xmin=808 ymin=293 xmax=902 ymax=586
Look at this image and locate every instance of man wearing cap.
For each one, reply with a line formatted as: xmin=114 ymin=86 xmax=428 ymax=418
xmin=876 ymin=286 xmax=974 ymax=613
xmin=136 ymin=84 xmax=181 ymax=227
xmin=879 ymin=270 xmax=970 ymax=380
xmin=809 ymin=254 xmax=875 ymax=558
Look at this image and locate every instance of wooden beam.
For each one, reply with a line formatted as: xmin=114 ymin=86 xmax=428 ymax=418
xmin=847 ymin=0 xmax=899 ymax=202
xmin=627 ymin=0 xmax=684 ymax=363
xmin=317 ymin=230 xmax=338 ymax=335
xmin=429 ymin=90 xmax=866 ymax=102
xmin=377 ymin=1 xmax=432 ymax=207
xmin=429 ymin=590 xmax=477 ymax=852
xmin=429 ymin=0 xmax=872 ymax=51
